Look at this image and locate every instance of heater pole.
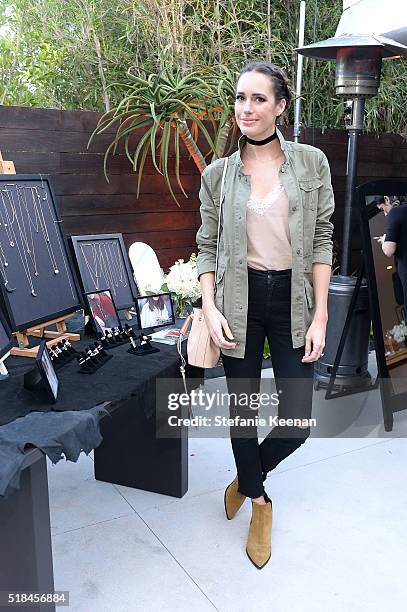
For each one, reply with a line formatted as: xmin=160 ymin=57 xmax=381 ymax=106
xmin=341 ymin=97 xmax=365 ymax=276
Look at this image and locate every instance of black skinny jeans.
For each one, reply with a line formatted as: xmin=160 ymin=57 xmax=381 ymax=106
xmin=222 ymin=267 xmax=314 ymax=499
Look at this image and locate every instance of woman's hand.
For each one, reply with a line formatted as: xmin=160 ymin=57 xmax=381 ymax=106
xmin=202 ymin=303 xmax=237 ymax=350
xmin=301 ymin=317 xmax=327 ymax=363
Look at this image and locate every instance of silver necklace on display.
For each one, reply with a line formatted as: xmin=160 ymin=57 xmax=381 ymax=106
xmin=0 ymin=239 xmax=15 ymax=293
xmin=1 ymin=186 xmax=38 ymax=296
xmin=108 ymin=241 xmax=127 ymax=288
xmin=15 ymin=186 xmax=39 ymax=277
xmin=31 ymin=186 xmax=60 ymax=274
xmin=80 ymin=243 xmax=102 ymax=290
xmin=38 ymin=176 xmax=76 ymax=299
xmin=99 ymin=243 xmax=116 ymax=295
xmin=0 ymin=189 xmax=16 ymax=247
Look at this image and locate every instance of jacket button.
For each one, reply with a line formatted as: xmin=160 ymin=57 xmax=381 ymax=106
xmin=292 ymin=206 xmax=297 ymax=211
xmin=297 ymin=248 xmax=301 ymax=255
xmin=239 ymin=306 xmax=243 ymax=310
xmin=239 ymin=260 xmax=242 ymax=264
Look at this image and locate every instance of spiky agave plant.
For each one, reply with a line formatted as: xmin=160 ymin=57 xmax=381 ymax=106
xmin=87 ymin=63 xmax=238 ymax=206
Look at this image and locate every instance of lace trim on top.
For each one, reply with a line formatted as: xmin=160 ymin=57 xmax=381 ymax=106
xmin=247 ymin=182 xmax=284 ymax=216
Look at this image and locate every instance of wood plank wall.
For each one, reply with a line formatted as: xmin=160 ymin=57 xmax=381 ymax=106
xmin=0 ymin=105 xmax=406 ymax=272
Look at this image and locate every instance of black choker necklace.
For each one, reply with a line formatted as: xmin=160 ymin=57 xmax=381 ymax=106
xmin=245 ymin=131 xmax=278 ymax=146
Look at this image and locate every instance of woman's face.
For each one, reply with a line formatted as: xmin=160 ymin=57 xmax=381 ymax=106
xmin=235 ymin=71 xmax=286 ymax=139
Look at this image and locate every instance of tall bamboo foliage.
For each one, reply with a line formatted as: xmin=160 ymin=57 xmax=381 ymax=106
xmin=1 ymin=0 xmax=406 ymax=137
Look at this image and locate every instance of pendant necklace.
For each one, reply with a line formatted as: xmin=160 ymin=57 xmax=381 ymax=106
xmin=31 ymin=186 xmax=60 ymax=274
xmin=15 ymin=186 xmax=39 ymax=277
xmin=100 ymin=242 xmax=116 ymax=293
xmin=1 ymin=187 xmax=38 ymax=296
xmin=109 ymin=241 xmax=127 ymax=288
xmin=0 ymin=239 xmax=15 ymax=293
xmin=0 ymin=189 xmax=16 ymax=247
xmin=38 ymin=179 xmax=76 ymax=299
xmin=80 ymin=243 xmax=101 ymax=290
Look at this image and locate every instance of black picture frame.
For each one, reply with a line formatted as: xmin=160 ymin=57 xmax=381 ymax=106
xmin=71 ymin=233 xmax=139 ymax=311
xmin=0 ymin=308 xmax=12 ymax=362
xmin=0 ymin=174 xmax=82 ymax=332
xmin=85 ymin=289 xmax=121 ymax=337
xmin=36 ymin=340 xmax=59 ymax=403
xmin=356 ymin=178 xmax=407 ymax=431
xmin=135 ymin=292 xmax=175 ymax=331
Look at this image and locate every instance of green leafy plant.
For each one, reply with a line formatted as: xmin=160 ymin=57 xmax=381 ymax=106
xmin=87 ymin=57 xmax=239 ymax=205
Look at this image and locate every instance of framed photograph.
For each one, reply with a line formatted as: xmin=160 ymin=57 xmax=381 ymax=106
xmin=0 ymin=174 xmax=82 ymax=332
xmin=357 ymin=178 xmax=407 ymax=431
xmin=0 ymin=308 xmax=12 ymax=362
xmin=71 ymin=233 xmax=139 ymax=311
xmin=136 ymin=293 xmax=175 ymax=330
xmin=85 ymin=289 xmax=121 ymax=336
xmin=36 ymin=340 xmax=59 ymax=403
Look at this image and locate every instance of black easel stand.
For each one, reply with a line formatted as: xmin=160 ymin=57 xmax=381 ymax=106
xmin=325 ymin=262 xmax=380 ymax=400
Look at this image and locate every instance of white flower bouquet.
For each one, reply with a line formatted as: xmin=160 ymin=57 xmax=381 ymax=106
xmin=160 ymin=253 xmax=201 ymax=317
xmin=390 ymin=321 xmax=407 ymax=344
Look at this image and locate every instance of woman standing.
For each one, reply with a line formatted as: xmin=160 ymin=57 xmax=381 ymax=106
xmin=196 ymin=61 xmax=335 ymax=569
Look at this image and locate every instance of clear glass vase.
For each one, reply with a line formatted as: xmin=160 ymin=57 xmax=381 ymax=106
xmin=175 ymin=297 xmax=192 ymax=319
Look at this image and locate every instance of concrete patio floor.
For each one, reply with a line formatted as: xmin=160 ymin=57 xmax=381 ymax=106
xmin=47 ymin=351 xmax=407 ymax=611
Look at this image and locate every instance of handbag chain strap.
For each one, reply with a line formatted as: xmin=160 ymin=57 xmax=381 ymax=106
xmin=176 ymin=157 xmax=229 ymax=418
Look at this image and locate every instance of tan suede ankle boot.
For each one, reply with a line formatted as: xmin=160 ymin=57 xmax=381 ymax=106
xmin=224 ymin=475 xmax=246 ymax=520
xmin=246 ymin=493 xmax=272 ymax=569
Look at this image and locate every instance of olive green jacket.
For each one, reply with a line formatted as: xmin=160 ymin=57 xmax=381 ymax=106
xmin=196 ymin=127 xmax=335 ymax=358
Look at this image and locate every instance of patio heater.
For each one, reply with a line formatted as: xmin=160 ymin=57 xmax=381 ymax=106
xmin=296 ymin=0 xmax=407 ymax=391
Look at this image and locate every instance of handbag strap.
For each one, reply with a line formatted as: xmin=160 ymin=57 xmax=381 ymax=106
xmin=213 ymin=156 xmax=229 ymax=290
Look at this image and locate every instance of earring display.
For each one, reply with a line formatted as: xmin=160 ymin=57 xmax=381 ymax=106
xmin=77 ymin=341 xmax=113 ymax=374
xmin=71 ymin=234 xmax=139 ymax=311
xmin=0 ymin=175 xmax=81 ymax=332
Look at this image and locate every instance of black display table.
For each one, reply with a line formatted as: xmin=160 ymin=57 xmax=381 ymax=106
xmin=0 ymin=336 xmax=202 ymax=497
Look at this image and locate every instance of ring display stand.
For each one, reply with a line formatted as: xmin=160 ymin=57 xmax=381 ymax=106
xmin=127 ymin=331 xmax=160 ymax=356
xmin=10 ymin=314 xmax=80 ymax=359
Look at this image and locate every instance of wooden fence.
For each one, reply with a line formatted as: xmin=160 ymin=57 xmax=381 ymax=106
xmin=0 ymin=105 xmax=406 ymax=271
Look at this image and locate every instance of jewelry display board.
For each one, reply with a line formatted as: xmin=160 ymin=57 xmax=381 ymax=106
xmin=0 ymin=175 xmax=82 ymax=331
xmin=71 ymin=233 xmax=139 ymax=311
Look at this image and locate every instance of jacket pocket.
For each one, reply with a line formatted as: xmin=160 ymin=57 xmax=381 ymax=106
xmin=299 ymin=177 xmax=323 ymax=210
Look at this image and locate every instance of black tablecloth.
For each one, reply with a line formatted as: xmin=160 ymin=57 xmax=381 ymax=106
xmin=0 ymin=336 xmax=203 ymax=498
xmin=0 ymin=337 xmax=203 ymax=426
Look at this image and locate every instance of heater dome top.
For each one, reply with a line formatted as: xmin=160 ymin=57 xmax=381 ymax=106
xmin=296 ymin=0 xmax=407 ymax=59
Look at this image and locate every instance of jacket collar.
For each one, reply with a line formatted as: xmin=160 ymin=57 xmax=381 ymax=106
xmin=235 ymin=126 xmax=287 ymax=170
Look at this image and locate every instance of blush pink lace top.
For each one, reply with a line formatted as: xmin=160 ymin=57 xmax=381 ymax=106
xmin=246 ymin=181 xmax=292 ymax=271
